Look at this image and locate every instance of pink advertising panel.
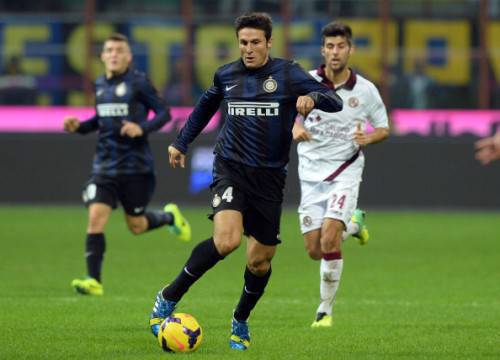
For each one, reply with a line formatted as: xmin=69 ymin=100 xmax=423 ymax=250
xmin=0 ymin=106 xmax=220 ymax=133
xmin=0 ymin=107 xmax=499 ymax=136
xmin=391 ymin=109 xmax=500 ymax=137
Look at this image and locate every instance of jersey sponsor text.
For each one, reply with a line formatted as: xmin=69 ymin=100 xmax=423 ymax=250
xmin=227 ymin=101 xmax=279 ymax=116
xmin=97 ymin=103 xmax=129 ymax=117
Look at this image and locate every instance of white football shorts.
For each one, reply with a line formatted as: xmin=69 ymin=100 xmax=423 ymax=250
xmin=298 ymin=179 xmax=360 ymax=234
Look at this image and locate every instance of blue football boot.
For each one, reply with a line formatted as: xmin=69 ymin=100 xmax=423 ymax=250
xmin=229 ymin=317 xmax=250 ymax=350
xmin=149 ymin=290 xmax=177 ymax=337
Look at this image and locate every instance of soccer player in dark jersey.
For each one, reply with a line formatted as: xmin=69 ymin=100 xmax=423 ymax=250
xmin=63 ymin=33 xmax=191 ymax=296
xmin=149 ymin=13 xmax=343 ymax=350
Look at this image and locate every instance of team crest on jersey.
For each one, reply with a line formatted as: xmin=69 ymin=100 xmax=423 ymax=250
xmin=302 ymin=216 xmax=313 ymax=227
xmin=115 ymin=82 xmax=127 ymax=97
xmin=263 ymin=77 xmax=277 ymax=93
xmin=212 ymin=194 xmax=221 ymax=208
xmin=348 ymin=97 xmax=359 ymax=108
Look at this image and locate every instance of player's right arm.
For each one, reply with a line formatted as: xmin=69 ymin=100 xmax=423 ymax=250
xmin=170 ymin=72 xmax=224 ymax=157
xmin=63 ymin=116 xmax=80 ymax=133
xmin=168 ymin=145 xmax=185 ymax=168
xmin=63 ymin=114 xmax=99 ymax=134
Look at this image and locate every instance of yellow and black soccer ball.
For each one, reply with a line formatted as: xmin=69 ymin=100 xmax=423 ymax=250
xmin=157 ymin=313 xmax=203 ymax=353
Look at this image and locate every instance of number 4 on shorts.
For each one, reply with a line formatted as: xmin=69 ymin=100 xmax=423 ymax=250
xmin=222 ymin=186 xmax=234 ymax=203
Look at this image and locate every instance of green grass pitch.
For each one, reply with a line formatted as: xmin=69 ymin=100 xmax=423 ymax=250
xmin=0 ymin=206 xmax=498 ymax=359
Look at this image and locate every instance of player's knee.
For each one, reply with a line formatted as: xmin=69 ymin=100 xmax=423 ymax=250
xmin=305 ymin=246 xmax=322 ymax=260
xmin=214 ymin=229 xmax=241 ymax=255
xmin=128 ymin=224 xmax=142 ymax=235
xmin=247 ymin=259 xmax=271 ymax=276
xmin=87 ymin=217 xmax=106 ymax=233
xmin=87 ymin=224 xmax=105 ymax=233
xmin=321 ymin=240 xmax=341 ymax=254
xmin=215 ymin=237 xmax=240 ymax=255
xmin=127 ymin=217 xmax=147 ymax=235
xmin=320 ymin=228 xmax=342 ymax=253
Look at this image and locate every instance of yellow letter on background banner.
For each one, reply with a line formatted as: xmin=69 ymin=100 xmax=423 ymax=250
xmin=488 ymin=21 xmax=500 ymax=83
xmin=339 ymin=19 xmax=398 ymax=83
xmin=272 ymin=23 xmax=315 ymax=71
xmin=404 ymin=20 xmax=470 ymax=85
xmin=195 ymin=25 xmax=238 ymax=90
xmin=3 ymin=25 xmax=50 ymax=74
xmin=132 ymin=26 xmax=185 ymax=91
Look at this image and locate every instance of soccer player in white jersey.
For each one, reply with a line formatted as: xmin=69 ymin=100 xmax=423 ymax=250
xmin=292 ymin=22 xmax=390 ymax=327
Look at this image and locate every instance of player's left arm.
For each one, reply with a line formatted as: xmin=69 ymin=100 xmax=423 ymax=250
xmin=355 ymin=83 xmax=390 ymax=146
xmin=134 ymin=76 xmax=171 ymax=136
xmin=289 ymin=62 xmax=343 ymax=115
xmin=354 ymin=124 xmax=390 ymax=146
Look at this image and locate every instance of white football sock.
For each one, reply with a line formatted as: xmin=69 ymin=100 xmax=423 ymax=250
xmin=316 ymin=258 xmax=344 ymax=315
xmin=342 ymin=221 xmax=360 ymax=241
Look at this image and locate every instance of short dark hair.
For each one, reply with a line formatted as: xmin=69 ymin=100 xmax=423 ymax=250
xmin=321 ymin=22 xmax=352 ymax=46
xmin=234 ymin=12 xmax=273 ymax=41
xmin=104 ymin=33 xmax=129 ymax=44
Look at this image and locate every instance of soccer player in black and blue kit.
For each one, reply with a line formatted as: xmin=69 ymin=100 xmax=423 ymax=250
xmin=63 ymin=33 xmax=191 ymax=296
xmin=149 ymin=13 xmax=343 ymax=350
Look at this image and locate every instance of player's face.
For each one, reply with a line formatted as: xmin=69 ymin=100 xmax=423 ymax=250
xmin=101 ymin=40 xmax=132 ymax=76
xmin=238 ymin=28 xmax=272 ymax=69
xmin=321 ymin=36 xmax=352 ymax=73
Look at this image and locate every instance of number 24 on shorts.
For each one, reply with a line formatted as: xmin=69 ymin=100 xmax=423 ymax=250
xmin=329 ymin=193 xmax=346 ymax=210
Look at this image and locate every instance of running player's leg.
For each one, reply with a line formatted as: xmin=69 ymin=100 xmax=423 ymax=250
xmin=298 ymin=180 xmax=324 ymax=261
xmin=340 ymin=182 xmax=368 ymax=244
xmin=231 ymin=237 xmax=275 ymax=350
xmin=85 ymin=203 xmax=112 ymax=283
xmin=165 ymin=209 xmax=243 ymax=302
xmin=120 ymin=175 xmax=190 ymax=241
xmin=230 ymin=200 xmax=280 ymax=350
xmin=303 ymin=229 xmax=322 ymax=260
xmin=312 ymin=218 xmax=344 ymax=327
xmin=72 ymin=177 xmax=116 ymax=295
xmin=312 ymin=182 xmax=358 ymax=326
xmin=149 ymin=179 xmax=245 ymax=336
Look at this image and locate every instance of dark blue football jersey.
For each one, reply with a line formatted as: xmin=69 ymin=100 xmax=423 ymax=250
xmin=77 ymin=68 xmax=170 ymax=176
xmin=173 ymin=57 xmax=342 ymax=169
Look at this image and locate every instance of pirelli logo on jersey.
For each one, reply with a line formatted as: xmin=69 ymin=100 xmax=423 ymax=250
xmin=227 ymin=102 xmax=279 ymax=116
xmin=97 ymin=103 xmax=129 ymax=117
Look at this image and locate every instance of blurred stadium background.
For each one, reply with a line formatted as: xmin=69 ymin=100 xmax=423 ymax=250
xmin=1 ymin=0 xmax=500 ymax=208
xmin=1 ymin=0 xmax=499 ymax=208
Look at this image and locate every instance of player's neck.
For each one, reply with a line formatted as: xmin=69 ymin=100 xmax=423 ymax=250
xmin=106 ymin=68 xmax=128 ymax=79
xmin=326 ymin=67 xmax=350 ymax=88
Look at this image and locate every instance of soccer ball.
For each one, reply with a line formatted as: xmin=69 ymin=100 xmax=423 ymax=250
xmin=157 ymin=313 xmax=203 ymax=353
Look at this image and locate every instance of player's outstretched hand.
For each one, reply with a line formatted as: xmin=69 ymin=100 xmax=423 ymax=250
xmin=353 ymin=122 xmax=368 ymax=146
xmin=292 ymin=121 xmax=312 ymax=142
xmin=168 ymin=145 xmax=186 ymax=168
xmin=120 ymin=120 xmax=144 ymax=138
xmin=63 ymin=116 xmax=80 ymax=133
xmin=475 ymin=132 xmax=500 ymax=165
xmin=296 ymin=95 xmax=315 ymax=117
